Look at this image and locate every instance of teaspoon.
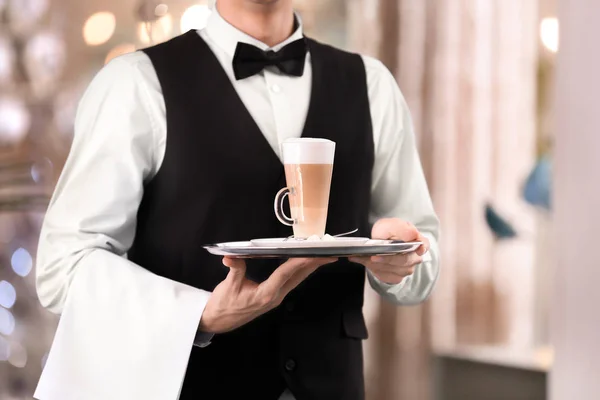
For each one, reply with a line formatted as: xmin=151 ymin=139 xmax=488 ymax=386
xmin=285 ymin=228 xmax=359 ymax=241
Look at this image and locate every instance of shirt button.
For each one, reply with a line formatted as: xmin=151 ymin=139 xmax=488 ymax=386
xmin=285 ymin=359 xmax=296 ymax=372
xmin=271 ymin=84 xmax=281 ymax=94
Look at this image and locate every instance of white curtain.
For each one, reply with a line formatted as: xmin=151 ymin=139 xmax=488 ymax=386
xmin=348 ymin=0 xmax=540 ymax=398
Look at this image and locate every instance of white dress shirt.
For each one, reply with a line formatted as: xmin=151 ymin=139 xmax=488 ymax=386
xmin=34 ymin=8 xmax=440 ymax=400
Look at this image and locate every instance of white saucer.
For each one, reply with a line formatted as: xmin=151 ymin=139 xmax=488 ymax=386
xmin=250 ymin=237 xmax=371 ymax=248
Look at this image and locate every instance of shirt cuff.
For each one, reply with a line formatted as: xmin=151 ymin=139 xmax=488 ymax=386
xmin=422 ymin=248 xmax=433 ymax=263
xmin=193 ymin=330 xmax=214 ymax=348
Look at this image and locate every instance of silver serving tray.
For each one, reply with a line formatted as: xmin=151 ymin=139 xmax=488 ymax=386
xmin=203 ymin=240 xmax=422 ymax=259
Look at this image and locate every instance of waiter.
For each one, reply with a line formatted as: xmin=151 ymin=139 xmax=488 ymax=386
xmin=34 ymin=1 xmax=440 ymax=399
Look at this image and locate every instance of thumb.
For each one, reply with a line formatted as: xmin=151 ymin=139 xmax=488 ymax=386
xmin=372 ymin=218 xmax=419 ymax=241
xmin=223 ymin=257 xmax=247 ymax=285
xmin=415 ymin=232 xmax=430 ymax=256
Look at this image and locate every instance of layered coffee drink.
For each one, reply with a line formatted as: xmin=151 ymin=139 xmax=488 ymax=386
xmin=284 ymin=163 xmax=334 ymax=237
xmin=275 ymin=138 xmax=335 ymax=238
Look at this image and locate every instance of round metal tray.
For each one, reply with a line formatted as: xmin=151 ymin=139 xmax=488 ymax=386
xmin=203 ymin=240 xmax=422 ymax=258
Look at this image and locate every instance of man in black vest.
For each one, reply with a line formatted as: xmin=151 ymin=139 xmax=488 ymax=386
xmin=34 ymin=1 xmax=440 ymax=399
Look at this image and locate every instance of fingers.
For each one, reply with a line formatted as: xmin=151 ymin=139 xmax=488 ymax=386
xmin=370 ymin=270 xmax=412 ymax=285
xmin=350 ymin=256 xmax=416 ymax=284
xmin=348 ymin=256 xmax=370 ymax=266
xmin=280 ymin=258 xmax=337 ymax=295
xmin=350 ymin=252 xmax=422 ymax=268
xmin=258 ymin=258 xmax=304 ymax=297
xmin=371 ymin=252 xmax=423 ymax=266
xmin=223 ymin=257 xmax=247 ymax=289
xmin=371 ymin=218 xmax=419 ymax=241
xmin=206 ymin=257 xmax=336 ymax=333
xmin=415 ymin=232 xmax=430 ymax=256
xmin=350 ymin=253 xmax=421 ymax=284
xmin=258 ymin=257 xmax=336 ymax=304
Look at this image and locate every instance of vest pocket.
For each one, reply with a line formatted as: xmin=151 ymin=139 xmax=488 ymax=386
xmin=342 ymin=309 xmax=369 ymax=340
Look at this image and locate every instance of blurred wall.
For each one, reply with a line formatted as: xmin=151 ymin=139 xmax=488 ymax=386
xmin=348 ymin=0 xmax=542 ymax=399
xmin=551 ymin=0 xmax=600 ymax=398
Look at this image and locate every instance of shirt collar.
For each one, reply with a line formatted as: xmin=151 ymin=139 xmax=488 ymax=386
xmin=204 ymin=6 xmax=305 ymax=59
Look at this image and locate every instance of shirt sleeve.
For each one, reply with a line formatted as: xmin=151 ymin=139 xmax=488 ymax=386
xmin=362 ymin=55 xmax=441 ymax=306
xmin=34 ymin=55 xmax=210 ymax=400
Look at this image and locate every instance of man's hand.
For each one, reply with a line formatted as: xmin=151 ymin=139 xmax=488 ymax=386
xmin=349 ymin=218 xmax=429 ymax=285
xmin=199 ymin=256 xmax=337 ymax=333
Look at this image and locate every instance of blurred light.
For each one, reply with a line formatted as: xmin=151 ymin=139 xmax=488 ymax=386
xmin=138 ymin=14 xmax=173 ymax=44
xmin=31 ymin=157 xmax=54 ymax=184
xmin=83 ymin=12 xmax=117 ymax=46
xmin=54 ymin=84 xmax=86 ymax=137
xmin=0 ymin=307 xmax=15 ymax=336
xmin=24 ymin=31 xmax=67 ymax=97
xmin=180 ymin=5 xmax=212 ymax=33
xmin=31 ymin=165 xmax=41 ymax=183
xmin=41 ymin=352 xmax=49 ymax=369
xmin=136 ymin=0 xmax=162 ymax=22
xmin=0 ymin=335 xmax=9 ymax=361
xmin=8 ymin=342 xmax=27 ymax=368
xmin=25 ymin=32 xmax=67 ymax=77
xmin=0 ymin=36 xmax=15 ymax=85
xmin=11 ymin=248 xmax=33 ymax=277
xmin=105 ymin=43 xmax=137 ymax=65
xmin=540 ymin=17 xmax=559 ymax=53
xmin=0 ymin=281 xmax=16 ymax=309
xmin=0 ymin=97 xmax=31 ymax=143
xmin=155 ymin=3 xmax=168 ymax=17
xmin=7 ymin=0 xmax=49 ymax=35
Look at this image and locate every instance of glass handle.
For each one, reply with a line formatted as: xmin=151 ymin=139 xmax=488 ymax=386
xmin=274 ymin=187 xmax=295 ymax=226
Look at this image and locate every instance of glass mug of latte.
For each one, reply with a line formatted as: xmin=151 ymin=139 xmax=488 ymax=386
xmin=274 ymin=138 xmax=336 ymax=238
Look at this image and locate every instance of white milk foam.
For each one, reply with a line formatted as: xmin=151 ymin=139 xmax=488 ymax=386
xmin=281 ymin=138 xmax=335 ymax=165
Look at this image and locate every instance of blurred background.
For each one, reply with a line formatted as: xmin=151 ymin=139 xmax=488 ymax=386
xmin=0 ymin=0 xmax=576 ymax=398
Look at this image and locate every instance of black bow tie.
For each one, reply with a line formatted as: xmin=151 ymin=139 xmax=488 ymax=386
xmin=232 ymin=38 xmax=308 ymax=80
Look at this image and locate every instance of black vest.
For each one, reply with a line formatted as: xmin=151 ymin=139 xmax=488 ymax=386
xmin=132 ymin=31 xmax=374 ymax=400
